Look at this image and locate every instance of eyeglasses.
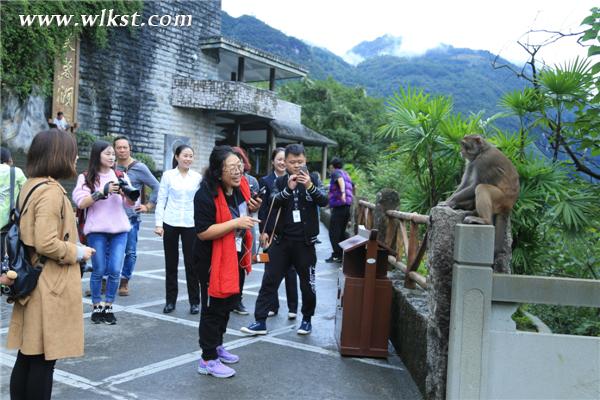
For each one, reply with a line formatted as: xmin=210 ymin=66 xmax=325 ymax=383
xmin=223 ymin=164 xmax=244 ymax=175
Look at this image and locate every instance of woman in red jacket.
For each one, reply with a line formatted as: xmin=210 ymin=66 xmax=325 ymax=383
xmin=193 ymin=145 xmax=262 ymax=378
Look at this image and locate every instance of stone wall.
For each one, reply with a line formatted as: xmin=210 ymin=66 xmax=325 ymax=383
xmin=77 ymin=0 xmax=221 ymax=171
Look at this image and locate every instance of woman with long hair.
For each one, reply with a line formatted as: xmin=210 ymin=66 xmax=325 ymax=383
xmin=72 ymin=140 xmax=134 ymax=325
xmin=155 ymin=144 xmax=202 ymax=314
xmin=257 ymin=147 xmax=298 ymax=319
xmin=194 ymin=145 xmax=261 ymax=378
xmin=7 ymin=129 xmax=94 ymax=399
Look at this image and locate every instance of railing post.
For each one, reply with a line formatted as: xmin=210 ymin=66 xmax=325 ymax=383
xmin=446 ymin=224 xmax=494 ymax=400
xmin=373 ymin=189 xmax=399 ymax=237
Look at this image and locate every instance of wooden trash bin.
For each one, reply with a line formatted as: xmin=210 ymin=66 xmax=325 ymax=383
xmin=334 ymin=228 xmax=393 ymax=358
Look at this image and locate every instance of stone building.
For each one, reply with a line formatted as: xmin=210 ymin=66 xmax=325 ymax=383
xmin=1 ymin=0 xmax=334 ymax=176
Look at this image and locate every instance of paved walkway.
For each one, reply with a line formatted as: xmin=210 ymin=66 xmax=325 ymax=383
xmin=0 ymin=215 xmax=421 ymax=399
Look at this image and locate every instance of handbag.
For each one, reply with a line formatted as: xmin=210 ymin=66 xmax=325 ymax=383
xmin=251 ymin=197 xmax=281 ymax=264
xmin=3 ymin=181 xmax=49 ymax=302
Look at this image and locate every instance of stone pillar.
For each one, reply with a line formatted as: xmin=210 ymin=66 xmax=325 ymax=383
xmin=425 ymin=206 xmax=470 ymax=400
xmin=373 ymin=189 xmax=400 ymax=236
xmin=493 ymin=217 xmax=513 ymax=273
xmin=446 ymin=224 xmax=494 ymax=400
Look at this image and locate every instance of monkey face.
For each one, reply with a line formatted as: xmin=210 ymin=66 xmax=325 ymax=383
xmin=460 ymin=135 xmax=485 ymax=161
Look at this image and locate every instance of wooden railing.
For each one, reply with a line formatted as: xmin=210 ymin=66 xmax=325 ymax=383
xmin=355 ymin=199 xmax=429 ymax=289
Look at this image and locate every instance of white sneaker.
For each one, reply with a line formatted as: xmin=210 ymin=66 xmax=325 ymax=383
xmin=288 ymin=312 xmax=297 ymax=320
xmin=267 ymin=311 xmax=277 ymax=317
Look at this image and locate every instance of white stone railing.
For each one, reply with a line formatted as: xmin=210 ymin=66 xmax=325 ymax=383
xmin=171 ymin=79 xmax=301 ymax=122
xmin=446 ymin=224 xmax=600 ymax=400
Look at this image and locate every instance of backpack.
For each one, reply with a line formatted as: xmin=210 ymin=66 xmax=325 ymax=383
xmin=2 ymin=181 xmax=49 ymax=302
xmin=76 ymin=169 xmax=125 ymax=245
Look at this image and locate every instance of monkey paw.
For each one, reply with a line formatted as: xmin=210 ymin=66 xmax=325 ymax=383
xmin=463 ymin=216 xmax=489 ymax=225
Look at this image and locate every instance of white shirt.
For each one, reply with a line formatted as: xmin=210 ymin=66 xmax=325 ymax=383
xmin=155 ymin=168 xmax=202 ymax=228
xmin=53 ymin=117 xmax=68 ymax=130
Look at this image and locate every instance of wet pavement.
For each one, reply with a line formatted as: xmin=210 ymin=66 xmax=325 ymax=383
xmin=0 ymin=215 xmax=421 ymax=399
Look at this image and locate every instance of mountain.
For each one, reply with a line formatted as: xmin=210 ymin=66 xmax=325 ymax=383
xmin=345 ymin=34 xmax=403 ymax=64
xmin=221 ymin=12 xmax=526 ymax=128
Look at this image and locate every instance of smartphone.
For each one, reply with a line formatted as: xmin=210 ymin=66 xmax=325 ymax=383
xmin=299 ymin=165 xmax=309 ymax=174
xmin=253 ymin=186 xmax=267 ymax=200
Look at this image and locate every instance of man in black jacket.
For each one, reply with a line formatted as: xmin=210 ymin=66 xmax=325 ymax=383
xmin=241 ymin=144 xmax=328 ymax=336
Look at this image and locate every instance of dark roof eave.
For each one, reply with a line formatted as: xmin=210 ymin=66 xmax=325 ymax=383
xmin=199 ymin=35 xmax=308 ymax=77
xmin=270 ymin=120 xmax=337 ymax=147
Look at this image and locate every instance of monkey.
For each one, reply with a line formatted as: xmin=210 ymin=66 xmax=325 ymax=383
xmin=439 ymin=134 xmax=519 ymax=256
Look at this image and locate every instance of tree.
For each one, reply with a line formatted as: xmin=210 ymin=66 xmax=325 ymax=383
xmin=495 ymin=7 xmax=600 ymax=180
xmin=0 ymin=0 xmax=143 ymax=99
xmin=279 ymin=77 xmax=388 ymax=167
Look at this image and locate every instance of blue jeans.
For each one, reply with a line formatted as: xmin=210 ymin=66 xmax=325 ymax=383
xmin=87 ymin=232 xmax=128 ymax=304
xmin=121 ymin=216 xmax=141 ymax=280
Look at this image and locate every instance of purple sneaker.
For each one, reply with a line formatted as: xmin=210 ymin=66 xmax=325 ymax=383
xmin=197 ymin=359 xmax=236 ymax=378
xmin=217 ymin=345 xmax=239 ymax=364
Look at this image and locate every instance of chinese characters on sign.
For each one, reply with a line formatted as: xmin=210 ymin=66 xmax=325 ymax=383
xmin=52 ymin=36 xmax=79 ymax=128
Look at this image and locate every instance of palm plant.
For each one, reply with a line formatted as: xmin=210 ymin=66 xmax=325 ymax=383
xmin=377 ymin=87 xmax=464 ymax=210
xmin=490 ymin=132 xmax=598 ymax=274
xmin=499 ymin=88 xmax=544 ymax=158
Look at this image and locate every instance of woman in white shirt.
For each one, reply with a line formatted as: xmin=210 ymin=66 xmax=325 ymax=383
xmin=155 ymin=145 xmax=202 ymax=315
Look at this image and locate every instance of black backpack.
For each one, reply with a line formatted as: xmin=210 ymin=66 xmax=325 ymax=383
xmin=2 ymin=181 xmax=49 ymax=302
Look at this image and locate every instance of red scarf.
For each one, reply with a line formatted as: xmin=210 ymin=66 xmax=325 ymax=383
xmin=208 ymin=176 xmax=253 ymax=298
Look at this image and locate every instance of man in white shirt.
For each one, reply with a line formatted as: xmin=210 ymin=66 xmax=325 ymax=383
xmin=53 ymin=112 xmax=69 ymax=130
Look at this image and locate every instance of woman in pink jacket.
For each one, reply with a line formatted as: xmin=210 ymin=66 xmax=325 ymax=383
xmin=72 ymin=140 xmax=134 ymax=325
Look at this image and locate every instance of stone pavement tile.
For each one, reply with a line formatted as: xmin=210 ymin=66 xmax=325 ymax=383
xmin=81 ymin=275 xmax=172 ymax=308
xmin=117 ymin=340 xmax=422 ymax=400
xmin=45 ymin=313 xmax=207 ymax=382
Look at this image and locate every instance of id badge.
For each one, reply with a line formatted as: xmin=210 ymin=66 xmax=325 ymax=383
xmin=236 ymin=236 xmax=243 ymax=252
xmin=292 ymin=209 xmax=301 ymax=223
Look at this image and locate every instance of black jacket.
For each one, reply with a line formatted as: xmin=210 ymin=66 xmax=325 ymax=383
xmin=257 ymin=172 xmax=278 ymax=234
xmin=271 ymin=172 xmax=328 ymax=245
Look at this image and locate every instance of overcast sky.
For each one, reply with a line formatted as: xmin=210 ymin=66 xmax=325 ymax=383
xmin=221 ymin=0 xmax=596 ymax=66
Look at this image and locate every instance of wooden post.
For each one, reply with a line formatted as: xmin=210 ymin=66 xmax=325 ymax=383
xmin=233 ymin=122 xmax=241 ymax=147
xmin=269 ymin=67 xmax=276 ymax=91
xmin=266 ymin=127 xmax=276 ymax=174
xmin=373 ymin=189 xmax=400 ymax=244
xmin=359 ymin=230 xmax=379 ymax=351
xmin=237 ymin=57 xmax=245 ymax=82
xmin=321 ymin=146 xmax=328 ymax=184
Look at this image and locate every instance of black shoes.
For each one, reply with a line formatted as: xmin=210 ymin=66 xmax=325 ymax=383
xmin=103 ymin=305 xmax=117 ymax=325
xmin=325 ymin=256 xmax=342 ymax=263
xmin=190 ymin=304 xmax=200 ymax=315
xmin=163 ymin=303 xmax=176 ymax=314
xmin=232 ymin=302 xmax=249 ymax=315
xmin=91 ymin=304 xmax=117 ymax=325
xmin=91 ymin=305 xmax=104 ymax=324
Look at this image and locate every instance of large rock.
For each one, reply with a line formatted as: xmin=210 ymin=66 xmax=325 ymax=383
xmin=1 ymin=90 xmax=49 ymax=151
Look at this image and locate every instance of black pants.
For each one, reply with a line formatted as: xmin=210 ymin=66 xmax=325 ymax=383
xmin=237 ymin=266 xmax=246 ymax=305
xmin=264 ymin=264 xmax=298 ymax=313
xmin=198 ymin=262 xmax=238 ymax=361
xmin=10 ymin=352 xmax=56 ymax=400
xmin=254 ymin=239 xmax=316 ymax=322
xmin=329 ymin=205 xmax=350 ymax=258
xmin=163 ymin=223 xmax=199 ymax=305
